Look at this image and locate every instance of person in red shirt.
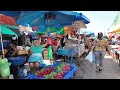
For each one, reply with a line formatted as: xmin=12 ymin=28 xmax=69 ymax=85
xmin=53 ymin=38 xmax=58 ymax=47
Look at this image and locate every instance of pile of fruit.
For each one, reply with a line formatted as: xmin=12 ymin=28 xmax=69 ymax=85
xmin=37 ymin=66 xmax=54 ymax=77
xmin=36 ymin=63 xmax=71 ymax=79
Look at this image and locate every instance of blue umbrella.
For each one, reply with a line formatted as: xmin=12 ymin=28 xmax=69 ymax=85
xmin=16 ymin=11 xmax=79 ymax=27
xmin=75 ymin=13 xmax=90 ymax=24
xmin=16 ymin=11 xmax=90 ymax=35
xmin=0 ymin=11 xmax=21 ymax=18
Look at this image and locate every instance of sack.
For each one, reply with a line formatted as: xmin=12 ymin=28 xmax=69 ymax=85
xmin=85 ymin=51 xmax=95 ymax=63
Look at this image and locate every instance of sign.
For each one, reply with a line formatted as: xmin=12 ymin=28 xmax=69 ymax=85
xmin=73 ymin=20 xmax=87 ymax=29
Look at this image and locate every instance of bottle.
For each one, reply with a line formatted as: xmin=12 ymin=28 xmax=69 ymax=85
xmin=9 ymin=74 xmax=14 ymax=79
xmin=23 ymin=69 xmax=27 ymax=77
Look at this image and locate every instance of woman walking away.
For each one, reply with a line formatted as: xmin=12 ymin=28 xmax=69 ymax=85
xmin=92 ymin=32 xmax=110 ymax=72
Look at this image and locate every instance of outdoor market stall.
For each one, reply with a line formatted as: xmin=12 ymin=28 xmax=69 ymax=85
xmin=0 ymin=11 xmax=91 ymax=79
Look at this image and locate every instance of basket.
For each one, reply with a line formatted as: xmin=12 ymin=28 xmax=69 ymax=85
xmin=7 ymin=56 xmax=26 ymax=66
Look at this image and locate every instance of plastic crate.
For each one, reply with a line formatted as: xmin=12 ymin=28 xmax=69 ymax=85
xmin=7 ymin=56 xmax=26 ymax=66
xmin=23 ymin=73 xmax=45 ymax=79
xmin=63 ymin=64 xmax=77 ymax=79
xmin=22 ymin=63 xmax=78 ymax=79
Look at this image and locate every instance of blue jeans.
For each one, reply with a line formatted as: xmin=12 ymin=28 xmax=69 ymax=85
xmin=94 ymin=50 xmax=105 ymax=67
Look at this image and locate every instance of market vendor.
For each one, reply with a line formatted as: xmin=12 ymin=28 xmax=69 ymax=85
xmin=28 ymin=40 xmax=47 ymax=74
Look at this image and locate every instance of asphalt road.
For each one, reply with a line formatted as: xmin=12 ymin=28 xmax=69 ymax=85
xmin=74 ymin=55 xmax=120 ymax=79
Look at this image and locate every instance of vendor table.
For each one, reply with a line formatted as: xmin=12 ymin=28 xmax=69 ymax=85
xmin=57 ymin=46 xmax=79 ymax=64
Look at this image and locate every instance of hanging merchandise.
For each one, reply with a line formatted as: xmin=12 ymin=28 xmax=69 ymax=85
xmin=19 ymin=25 xmax=33 ymax=33
xmin=25 ymin=24 xmax=32 ymax=32
xmin=19 ymin=25 xmax=26 ymax=33
xmin=47 ymin=37 xmax=52 ymax=45
xmin=32 ymin=27 xmax=38 ymax=31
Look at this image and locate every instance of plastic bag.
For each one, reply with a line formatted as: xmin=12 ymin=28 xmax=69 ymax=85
xmin=85 ymin=51 xmax=95 ymax=63
xmin=0 ymin=62 xmax=11 ymax=77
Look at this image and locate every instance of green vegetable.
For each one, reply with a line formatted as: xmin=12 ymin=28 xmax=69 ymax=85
xmin=45 ymin=75 xmax=50 ymax=79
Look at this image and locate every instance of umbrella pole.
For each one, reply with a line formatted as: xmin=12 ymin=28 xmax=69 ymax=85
xmin=0 ymin=24 xmax=4 ymax=59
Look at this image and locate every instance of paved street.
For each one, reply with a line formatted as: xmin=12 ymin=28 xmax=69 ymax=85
xmin=74 ymin=55 xmax=120 ymax=79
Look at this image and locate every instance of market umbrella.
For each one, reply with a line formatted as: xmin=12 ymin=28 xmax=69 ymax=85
xmin=17 ymin=11 xmax=90 ymax=38
xmin=16 ymin=11 xmax=80 ymax=27
xmin=0 ymin=25 xmax=17 ymax=35
xmin=0 ymin=11 xmax=21 ymax=18
xmin=0 ymin=25 xmax=17 ymax=58
xmin=35 ymin=26 xmax=58 ymax=34
xmin=56 ymin=34 xmax=63 ymax=38
xmin=0 ymin=14 xmax=17 ymax=25
xmin=36 ymin=28 xmax=64 ymax=38
xmin=56 ymin=27 xmax=64 ymax=35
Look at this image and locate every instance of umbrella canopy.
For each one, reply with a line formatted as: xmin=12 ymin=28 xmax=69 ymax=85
xmin=16 ymin=11 xmax=90 ymax=27
xmin=75 ymin=13 xmax=90 ymax=24
xmin=0 ymin=11 xmax=21 ymax=18
xmin=0 ymin=14 xmax=17 ymax=25
xmin=35 ymin=26 xmax=64 ymax=34
xmin=0 ymin=25 xmax=17 ymax=35
xmin=16 ymin=11 xmax=79 ymax=27
xmin=56 ymin=27 xmax=64 ymax=35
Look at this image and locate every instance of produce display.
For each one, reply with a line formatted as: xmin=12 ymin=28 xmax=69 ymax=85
xmin=36 ymin=63 xmax=71 ymax=79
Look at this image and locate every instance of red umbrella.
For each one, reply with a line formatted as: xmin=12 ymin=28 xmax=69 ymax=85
xmin=0 ymin=14 xmax=17 ymax=58
xmin=56 ymin=34 xmax=63 ymax=38
xmin=0 ymin=14 xmax=17 ymax=25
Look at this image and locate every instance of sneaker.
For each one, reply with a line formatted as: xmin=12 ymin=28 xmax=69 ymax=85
xmin=96 ymin=66 xmax=99 ymax=72
xmin=99 ymin=68 xmax=102 ymax=73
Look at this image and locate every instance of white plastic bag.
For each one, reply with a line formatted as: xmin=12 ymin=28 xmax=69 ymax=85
xmin=85 ymin=51 xmax=95 ymax=63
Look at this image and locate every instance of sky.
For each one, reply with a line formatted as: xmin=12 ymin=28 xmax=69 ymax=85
xmin=75 ymin=11 xmax=118 ymax=36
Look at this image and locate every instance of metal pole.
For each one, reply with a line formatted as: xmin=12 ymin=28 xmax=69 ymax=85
xmin=0 ymin=24 xmax=4 ymax=58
